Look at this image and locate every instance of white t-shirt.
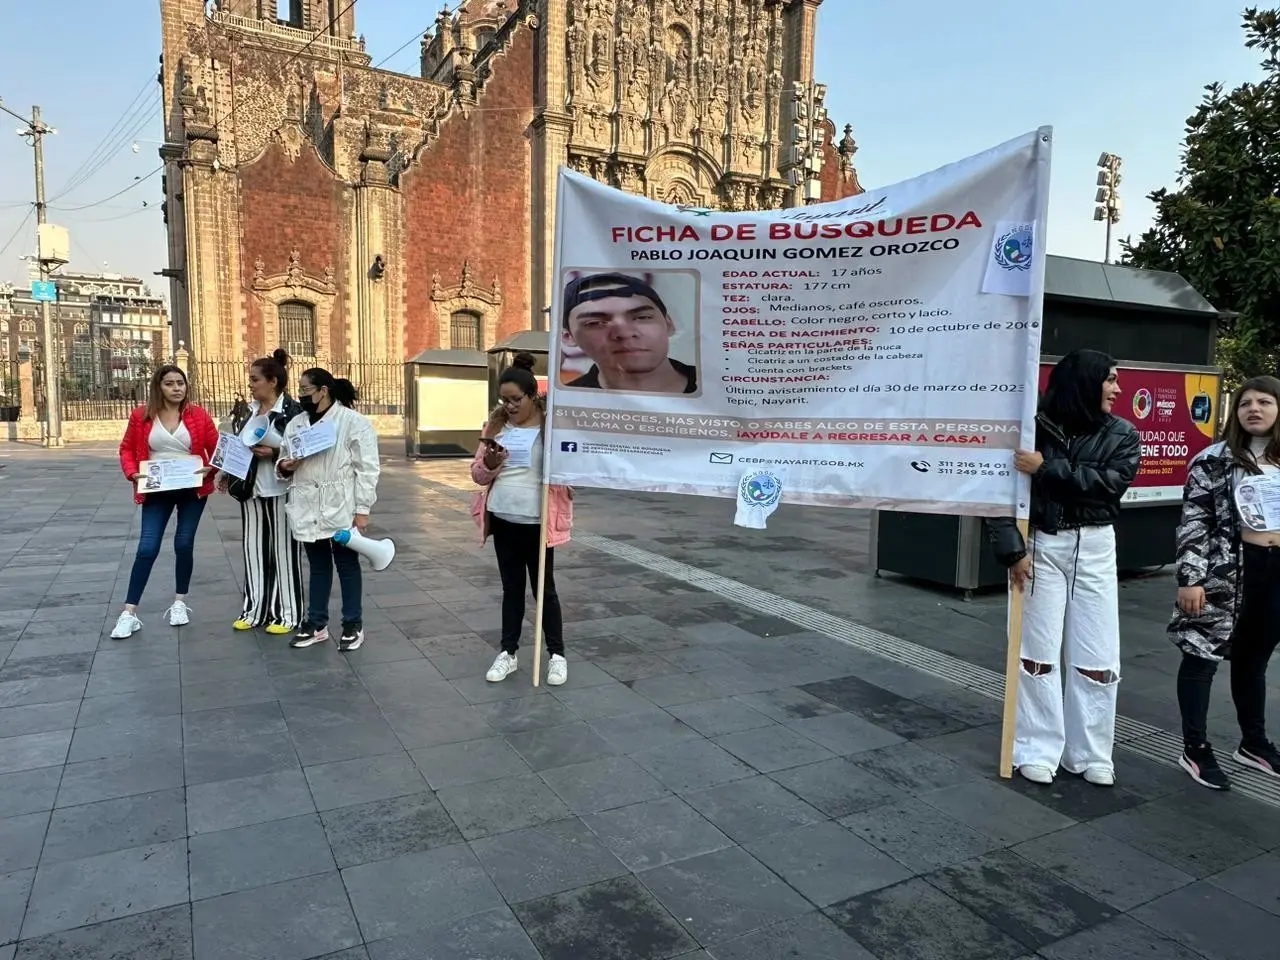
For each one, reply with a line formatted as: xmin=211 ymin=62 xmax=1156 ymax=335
xmin=487 ymin=426 xmax=543 ymax=524
xmin=1235 ymin=436 xmax=1280 ymax=531
xmin=251 ymin=395 xmax=288 ymax=499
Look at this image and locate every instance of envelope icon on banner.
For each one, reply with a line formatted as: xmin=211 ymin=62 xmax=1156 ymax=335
xmin=709 ymin=452 xmax=734 ymax=465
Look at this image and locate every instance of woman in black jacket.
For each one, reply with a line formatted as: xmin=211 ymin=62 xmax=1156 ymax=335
xmin=987 ymin=349 xmax=1141 ymax=787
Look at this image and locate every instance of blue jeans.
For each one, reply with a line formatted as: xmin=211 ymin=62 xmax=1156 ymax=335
xmin=303 ymin=539 xmax=362 ymax=627
xmin=126 ymin=490 xmax=207 ymax=605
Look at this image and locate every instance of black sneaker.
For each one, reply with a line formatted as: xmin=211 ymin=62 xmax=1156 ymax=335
xmin=339 ymin=621 xmax=364 ymax=652
xmin=290 ymin=621 xmax=329 ymax=649
xmin=1233 ymin=741 xmax=1280 ymax=779
xmin=1180 ymin=742 xmax=1231 ymax=790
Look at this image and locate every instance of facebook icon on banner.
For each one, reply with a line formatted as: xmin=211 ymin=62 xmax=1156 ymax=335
xmin=560 ymin=441 xmax=578 ymax=453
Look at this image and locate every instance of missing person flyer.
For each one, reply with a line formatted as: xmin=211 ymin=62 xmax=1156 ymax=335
xmin=544 ymin=128 xmax=1053 ymax=519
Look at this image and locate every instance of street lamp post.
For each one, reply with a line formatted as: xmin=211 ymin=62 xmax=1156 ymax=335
xmin=1094 ymin=152 xmax=1122 ymax=264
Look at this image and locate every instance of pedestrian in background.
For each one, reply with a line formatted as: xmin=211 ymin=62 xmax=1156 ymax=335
xmin=987 ymin=349 xmax=1140 ymax=786
xmin=277 ymin=367 xmax=380 ymax=652
xmin=1172 ymin=375 xmax=1280 ymax=790
xmin=112 ymin=364 xmax=219 ymax=639
xmin=218 ymin=348 xmax=304 ymax=635
xmin=471 ymin=353 xmax=572 ymax=686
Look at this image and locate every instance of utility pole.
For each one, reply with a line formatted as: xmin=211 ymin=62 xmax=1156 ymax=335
xmin=2 ymin=98 xmax=65 ymax=446
xmin=1094 ymin=153 xmax=1123 ymax=265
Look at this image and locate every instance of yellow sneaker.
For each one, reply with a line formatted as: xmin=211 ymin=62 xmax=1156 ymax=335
xmin=264 ymin=623 xmax=292 ymax=635
xmin=232 ymin=618 xmax=255 ymax=631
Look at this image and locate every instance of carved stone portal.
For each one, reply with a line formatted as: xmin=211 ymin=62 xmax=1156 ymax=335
xmin=429 ymin=260 xmax=504 ymax=350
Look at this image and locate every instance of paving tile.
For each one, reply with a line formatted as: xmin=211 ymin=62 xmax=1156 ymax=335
xmin=192 ymin=873 xmax=362 ymax=960
xmin=505 ymin=721 xmax=619 ymax=772
xmin=20 ymin=839 xmax=189 ymax=940
xmin=632 ymin=739 xmax=756 ymax=793
xmin=0 ymin=731 xmax=70 ymax=775
xmin=1131 ymin=881 xmax=1280 ymax=960
xmin=663 ymin=698 xmax=774 ymax=737
xmin=188 ymin=813 xmax=335 ymax=900
xmin=179 ymin=676 xmax=278 ymax=712
xmin=186 ymin=768 xmax=315 ymax=835
xmin=0 ymin=813 xmax=47 ymax=874
xmin=0 ymin=654 xmax=93 ymax=683
xmin=1091 ymin=800 xmax=1266 ymax=878
xmin=67 ymin=715 xmax=182 ymax=764
xmin=0 ymin=676 xmax=87 ymax=710
xmin=304 ymin=751 xmax=426 ymax=812
xmin=321 ymin=792 xmax=462 ymax=869
xmin=74 ymin=688 xmax=180 ymax=728
xmin=584 ymin=795 xmax=731 ymax=871
xmin=630 ymin=672 xmax=722 ymax=707
xmin=800 ymin=677 xmax=972 ymax=740
xmin=0 ymin=868 xmax=32 ymax=946
xmin=450 ymin=674 xmax=544 ymax=704
xmin=56 ymin=750 xmax=184 ymax=808
xmin=0 ymin=702 xmax=78 ymax=739
xmin=183 ymin=730 xmax=299 ymax=785
xmin=1011 ymin=823 xmax=1195 ymax=912
xmin=555 ymin=682 xmax=661 ymax=721
xmin=1001 ymin=773 xmax=1146 ymax=821
xmin=282 ymin=698 xmax=404 ymax=766
xmin=477 ymin=695 xmax=580 ymax=734
xmin=682 ymin=775 xmax=825 ymax=844
xmin=1037 ymin=914 xmax=1213 ymax=960
xmin=926 ymin=848 xmax=1118 ymax=950
xmin=705 ymin=911 xmax=877 ymax=960
xmin=918 ymin=779 xmax=1077 ymax=845
xmin=825 ymin=877 xmax=1027 ymax=960
xmin=847 ymin=741 xmax=976 ymax=794
xmin=83 ymin=665 xmax=179 ymax=699
xmin=842 ymin=797 xmax=1002 ymax=873
xmin=380 ymin=703 xmax=494 ymax=750
xmin=734 ymin=688 xmax=845 ymax=722
xmin=513 ymin=875 xmax=697 ymax=960
xmin=410 ymin=737 xmax=530 ymax=789
xmin=0 ymin=767 xmax=61 ymax=819
xmin=748 ymin=820 xmax=914 ymax=907
xmin=1209 ymin=852 xmax=1280 ymax=918
xmin=365 ymin=906 xmax=541 ymax=960
xmin=540 ymin=755 xmax=671 ymax=815
xmin=181 ymin=701 xmax=286 ymax=747
xmin=713 ymin=724 xmax=837 ymax=773
xmin=341 ymin=843 xmax=504 ymax=942
xmin=783 ymin=712 xmax=906 ymax=756
xmin=768 ymin=756 xmax=908 ymax=818
xmin=437 ymin=773 xmax=572 ymax=841
xmin=42 ymin=789 xmax=186 ymax=864
xmin=10 ymin=903 xmax=193 ymax=960
xmin=640 ymin=845 xmax=812 ymax=944
xmin=470 ymin=816 xmax=628 ymax=903
xmin=590 ymin=710 xmax=702 ymax=754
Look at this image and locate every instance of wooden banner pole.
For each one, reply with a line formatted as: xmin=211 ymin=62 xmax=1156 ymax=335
xmin=997 ymin=518 xmax=1030 ymax=779
xmin=529 ymin=480 xmax=553 ymax=688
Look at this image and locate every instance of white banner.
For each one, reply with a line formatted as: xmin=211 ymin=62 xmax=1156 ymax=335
xmin=545 ymin=129 xmax=1052 ymax=520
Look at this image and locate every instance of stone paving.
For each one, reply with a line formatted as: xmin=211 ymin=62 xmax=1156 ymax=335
xmin=0 ymin=442 xmax=1278 ymax=960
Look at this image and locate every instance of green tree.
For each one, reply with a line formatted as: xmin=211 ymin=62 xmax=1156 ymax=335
xmin=1122 ymin=7 xmax=1280 ymax=384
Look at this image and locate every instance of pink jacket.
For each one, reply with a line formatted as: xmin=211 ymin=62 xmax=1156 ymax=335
xmin=470 ymin=445 xmax=574 ymax=548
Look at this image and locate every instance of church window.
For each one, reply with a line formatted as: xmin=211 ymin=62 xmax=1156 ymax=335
xmin=278 ymin=300 xmax=315 ymax=357
xmin=277 ymin=1 xmax=303 ymax=29
xmin=449 ymin=310 xmax=482 ymax=351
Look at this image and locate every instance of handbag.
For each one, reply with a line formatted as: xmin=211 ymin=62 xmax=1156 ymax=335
xmin=226 ymin=456 xmax=260 ymax=503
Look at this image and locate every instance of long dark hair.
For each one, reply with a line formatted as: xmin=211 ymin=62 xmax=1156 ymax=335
xmin=1226 ymin=375 xmax=1280 ymax=475
xmin=302 ymin=367 xmax=358 ymax=407
xmin=252 ymin=347 xmax=290 ymax=396
xmin=1041 ymin=349 xmax=1116 ymax=433
xmin=145 ymin=364 xmax=188 ymax=421
xmin=498 ymin=352 xmax=540 ymax=397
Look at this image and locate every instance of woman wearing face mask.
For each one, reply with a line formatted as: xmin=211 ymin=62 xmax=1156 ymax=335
xmin=1172 ymin=376 xmax=1280 ymax=790
xmin=471 ymin=353 xmax=573 ymax=686
xmin=113 ymin=365 xmax=220 ymax=639
xmin=276 ymin=368 xmax=380 ymax=652
xmin=217 ymin=349 xmax=304 ymax=635
xmin=986 ymin=349 xmax=1141 ymax=786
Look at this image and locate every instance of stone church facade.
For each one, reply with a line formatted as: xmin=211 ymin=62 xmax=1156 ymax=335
xmin=159 ymin=0 xmax=862 ymax=363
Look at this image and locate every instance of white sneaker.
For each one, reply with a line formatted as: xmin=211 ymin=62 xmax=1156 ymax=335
xmin=110 ymin=612 xmax=142 ymax=640
xmin=1019 ymin=764 xmax=1055 ymax=784
xmin=547 ymin=654 xmax=568 ymax=686
xmin=486 ymin=651 xmax=518 ymax=682
xmin=166 ymin=600 xmax=191 ymax=627
xmin=1083 ymin=766 xmax=1116 ymax=787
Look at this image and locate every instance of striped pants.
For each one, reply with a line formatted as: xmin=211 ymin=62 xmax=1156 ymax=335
xmin=240 ymin=495 xmax=304 ymax=628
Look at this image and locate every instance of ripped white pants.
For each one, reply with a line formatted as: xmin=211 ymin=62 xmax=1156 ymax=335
xmin=1014 ymin=524 xmax=1121 ymax=775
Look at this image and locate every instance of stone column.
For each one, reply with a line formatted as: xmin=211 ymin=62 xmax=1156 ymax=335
xmin=530 ymin=0 xmax=571 ymax=332
xmin=17 ymin=355 xmax=34 ymax=421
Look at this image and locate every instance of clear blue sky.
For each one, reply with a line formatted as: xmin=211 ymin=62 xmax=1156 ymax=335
xmin=0 ymin=1 xmax=1261 ymax=295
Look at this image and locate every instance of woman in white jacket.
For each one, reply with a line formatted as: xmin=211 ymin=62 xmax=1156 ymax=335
xmin=276 ymin=368 xmax=380 ymax=652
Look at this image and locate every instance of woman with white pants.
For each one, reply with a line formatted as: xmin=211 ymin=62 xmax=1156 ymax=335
xmin=987 ymin=350 xmax=1141 ymax=786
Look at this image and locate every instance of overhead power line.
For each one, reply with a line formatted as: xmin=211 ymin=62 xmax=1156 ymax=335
xmin=48 ymin=74 xmax=157 ymax=201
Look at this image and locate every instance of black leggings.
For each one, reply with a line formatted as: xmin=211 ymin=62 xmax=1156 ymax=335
xmin=490 ymin=514 xmax=564 ymax=656
xmin=1178 ymin=543 xmax=1280 ymax=749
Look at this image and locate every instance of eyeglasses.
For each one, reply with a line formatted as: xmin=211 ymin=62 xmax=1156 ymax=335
xmin=500 ymin=396 xmax=524 ymax=407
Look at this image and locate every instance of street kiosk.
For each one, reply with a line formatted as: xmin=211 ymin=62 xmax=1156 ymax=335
xmin=403 ymin=348 xmax=489 ymax=458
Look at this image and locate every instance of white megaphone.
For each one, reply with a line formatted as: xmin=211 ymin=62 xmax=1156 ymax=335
xmin=332 ymin=526 xmax=396 ymax=571
xmin=239 ymin=414 xmax=284 ymax=449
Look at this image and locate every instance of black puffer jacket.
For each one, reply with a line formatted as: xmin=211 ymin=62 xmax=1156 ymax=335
xmin=986 ymin=411 xmax=1141 ymax=566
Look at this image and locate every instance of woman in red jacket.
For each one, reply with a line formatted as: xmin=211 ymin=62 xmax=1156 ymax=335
xmin=113 ymin=364 xmax=219 ymax=639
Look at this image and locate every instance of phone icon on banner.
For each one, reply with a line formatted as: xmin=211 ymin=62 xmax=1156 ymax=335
xmin=1190 ymin=393 xmax=1212 ymax=424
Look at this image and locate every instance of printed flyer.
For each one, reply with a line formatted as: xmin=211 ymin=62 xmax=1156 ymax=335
xmin=545 ymin=128 xmax=1053 ymax=518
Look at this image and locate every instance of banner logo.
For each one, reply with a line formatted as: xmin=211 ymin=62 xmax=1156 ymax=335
xmin=1132 ymin=389 xmax=1153 ymax=420
xmin=993 ymin=224 xmax=1035 ymax=272
xmin=739 ymin=470 xmax=783 ymax=509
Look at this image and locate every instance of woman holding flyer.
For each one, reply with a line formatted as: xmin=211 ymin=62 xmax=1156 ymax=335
xmin=987 ymin=350 xmax=1140 ymax=787
xmin=1171 ymin=376 xmax=1280 ymax=790
xmin=112 ymin=365 xmax=219 ymax=639
xmin=218 ymin=349 xmax=305 ymax=635
xmin=276 ymin=368 xmax=380 ymax=652
xmin=471 ymin=353 xmax=572 ymax=686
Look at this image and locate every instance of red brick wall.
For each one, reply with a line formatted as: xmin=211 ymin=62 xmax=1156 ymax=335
xmin=402 ymin=28 xmax=534 ymax=354
xmin=818 ymin=119 xmax=863 ymax=202
xmin=238 ymin=141 xmax=347 ymax=357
